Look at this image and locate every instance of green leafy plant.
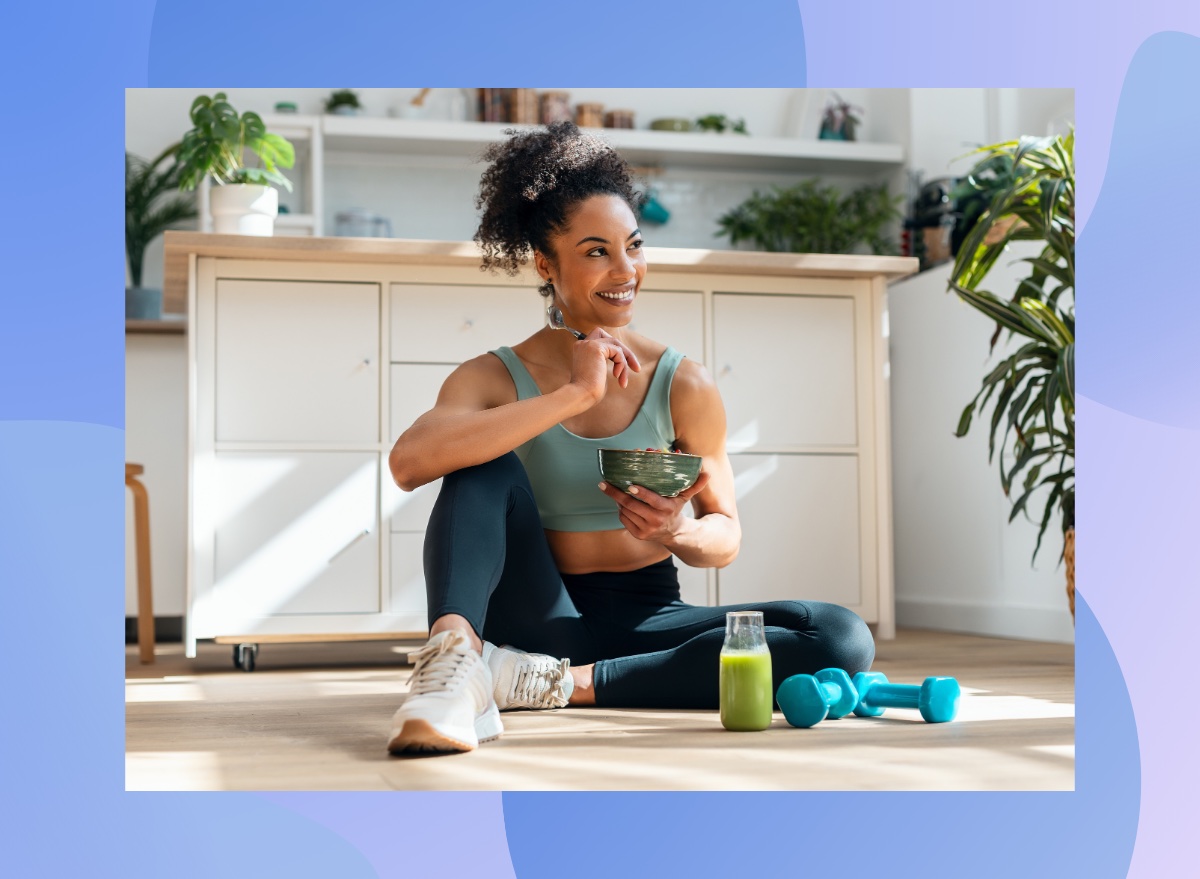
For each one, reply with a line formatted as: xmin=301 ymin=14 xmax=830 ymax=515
xmin=174 ymin=92 xmax=295 ymax=192
xmin=716 ymin=179 xmax=902 ymax=254
xmin=125 ymin=143 xmax=198 ymax=288
xmin=948 ymin=152 xmax=1027 ymax=262
xmin=324 ymin=88 xmax=362 ymax=113
xmin=694 ymin=114 xmax=748 ymax=134
xmin=948 ymin=131 xmax=1074 ymax=568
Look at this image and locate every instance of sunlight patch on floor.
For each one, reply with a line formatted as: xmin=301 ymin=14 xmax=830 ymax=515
xmin=126 ymin=677 xmax=205 ymax=703
xmin=127 ymin=751 xmax=222 ymax=790
xmin=1028 ymin=744 xmax=1075 ymax=760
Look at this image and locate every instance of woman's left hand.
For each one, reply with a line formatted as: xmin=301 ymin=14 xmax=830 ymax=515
xmin=598 ymin=471 xmax=712 ymax=544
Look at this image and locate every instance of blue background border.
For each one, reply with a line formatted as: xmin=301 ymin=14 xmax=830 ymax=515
xmin=2 ymin=2 xmax=1195 ymax=876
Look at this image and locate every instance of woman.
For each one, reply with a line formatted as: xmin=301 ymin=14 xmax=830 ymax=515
xmin=386 ymin=122 xmax=874 ymax=754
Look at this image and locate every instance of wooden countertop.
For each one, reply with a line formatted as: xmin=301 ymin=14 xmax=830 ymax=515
xmin=126 ymin=317 xmax=187 ymax=335
xmin=163 ymin=231 xmax=919 ymax=315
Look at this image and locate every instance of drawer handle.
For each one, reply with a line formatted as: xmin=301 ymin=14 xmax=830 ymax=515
xmin=328 ymin=529 xmax=370 ymax=564
xmin=462 ymin=318 xmax=475 ymax=329
xmin=721 ymin=364 xmax=733 ymax=376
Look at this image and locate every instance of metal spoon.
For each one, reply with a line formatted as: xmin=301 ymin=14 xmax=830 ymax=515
xmin=547 ymin=303 xmax=586 ymax=340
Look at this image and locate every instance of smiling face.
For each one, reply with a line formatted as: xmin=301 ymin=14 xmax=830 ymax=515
xmin=534 ymin=193 xmax=647 ymax=334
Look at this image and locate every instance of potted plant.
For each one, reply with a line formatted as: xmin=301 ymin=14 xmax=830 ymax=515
xmin=125 ymin=143 xmax=198 ymax=318
xmin=715 ymin=179 xmax=902 ymax=254
xmin=818 ymin=92 xmax=863 ymax=141
xmin=948 ymin=130 xmax=1075 ymax=617
xmin=324 ymin=88 xmax=363 ymax=116
xmin=174 ymin=92 xmax=295 ymax=236
xmin=694 ymin=114 xmax=748 ymax=135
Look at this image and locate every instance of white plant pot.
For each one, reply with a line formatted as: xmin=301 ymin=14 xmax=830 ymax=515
xmin=210 ymin=183 xmax=278 ymax=236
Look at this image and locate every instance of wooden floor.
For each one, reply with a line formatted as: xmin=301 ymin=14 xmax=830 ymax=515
xmin=125 ymin=628 xmax=1074 ymax=791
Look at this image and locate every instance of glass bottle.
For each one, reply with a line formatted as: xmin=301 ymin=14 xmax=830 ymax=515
xmin=719 ymin=611 xmax=773 ymax=731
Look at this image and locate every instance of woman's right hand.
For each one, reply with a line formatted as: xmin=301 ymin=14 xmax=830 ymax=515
xmin=569 ymin=328 xmax=642 ymax=405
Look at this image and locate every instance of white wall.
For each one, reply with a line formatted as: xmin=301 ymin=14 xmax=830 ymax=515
xmin=125 ymin=334 xmax=187 ymax=616
xmin=888 ymin=256 xmax=1075 ymax=643
xmin=125 ymin=88 xmax=906 ymax=289
xmin=125 ymin=88 xmax=1076 ymax=643
xmin=891 ymin=87 xmax=1076 ymax=642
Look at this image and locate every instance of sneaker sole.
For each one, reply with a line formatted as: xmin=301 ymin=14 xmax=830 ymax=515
xmin=387 ymin=708 xmax=504 ymax=755
xmin=387 ymin=718 xmax=476 ymax=754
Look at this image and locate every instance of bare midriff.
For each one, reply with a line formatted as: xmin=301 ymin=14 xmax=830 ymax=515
xmin=546 ymin=528 xmax=672 ymax=575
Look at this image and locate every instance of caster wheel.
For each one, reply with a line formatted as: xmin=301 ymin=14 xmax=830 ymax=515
xmin=233 ymin=643 xmax=259 ymax=672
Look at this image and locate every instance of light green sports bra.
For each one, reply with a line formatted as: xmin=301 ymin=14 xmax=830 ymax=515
xmin=490 ymin=345 xmax=685 ymax=532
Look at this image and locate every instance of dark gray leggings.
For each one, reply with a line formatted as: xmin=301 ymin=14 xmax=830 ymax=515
xmin=423 ymin=452 xmax=876 ymax=709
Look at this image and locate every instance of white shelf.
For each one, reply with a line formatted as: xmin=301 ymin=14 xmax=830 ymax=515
xmin=275 ymin=213 xmax=315 ymax=227
xmin=320 ymin=116 xmax=905 ymax=174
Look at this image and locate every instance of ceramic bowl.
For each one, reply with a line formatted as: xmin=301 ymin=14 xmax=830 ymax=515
xmin=597 ymin=448 xmax=702 ymax=498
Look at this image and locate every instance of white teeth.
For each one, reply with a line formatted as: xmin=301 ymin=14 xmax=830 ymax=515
xmin=597 ymin=290 xmax=634 ymax=300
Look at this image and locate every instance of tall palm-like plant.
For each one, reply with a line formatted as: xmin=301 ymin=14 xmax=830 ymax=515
xmin=126 ymin=142 xmax=197 ymax=288
xmin=948 ymin=130 xmax=1075 ymax=612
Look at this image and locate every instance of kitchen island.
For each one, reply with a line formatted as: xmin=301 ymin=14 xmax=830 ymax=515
xmin=160 ymin=231 xmax=916 ymax=662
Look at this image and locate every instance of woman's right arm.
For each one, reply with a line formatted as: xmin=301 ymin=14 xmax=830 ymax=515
xmin=389 ymin=332 xmax=638 ymax=490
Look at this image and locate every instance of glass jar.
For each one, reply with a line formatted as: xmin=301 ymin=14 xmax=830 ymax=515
xmin=719 ymin=611 xmax=773 ymax=731
xmin=604 ymin=109 xmax=635 ymax=129
xmin=508 ymin=88 xmax=539 ymax=124
xmin=539 ymin=91 xmax=572 ymax=125
xmin=575 ymin=102 xmax=604 ymax=128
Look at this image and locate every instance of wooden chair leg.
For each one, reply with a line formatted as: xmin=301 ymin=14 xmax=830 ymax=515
xmin=126 ymin=473 xmax=156 ymax=663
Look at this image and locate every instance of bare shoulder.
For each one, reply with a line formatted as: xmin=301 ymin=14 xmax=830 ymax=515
xmin=669 ymin=355 xmax=726 ymax=443
xmin=670 ymin=355 xmax=720 ymax=402
xmin=437 ymin=351 xmax=519 ymax=410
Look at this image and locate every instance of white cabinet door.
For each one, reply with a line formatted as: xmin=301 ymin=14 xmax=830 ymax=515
xmin=201 ymin=451 xmax=380 ymax=628
xmin=626 ymin=290 xmax=705 ymax=364
xmin=391 ymin=284 xmax=545 ymax=363
xmin=389 ymin=363 xmax=457 ymax=442
xmin=385 ymin=363 xmax=457 ymax=531
xmin=676 ymin=562 xmax=709 ymax=606
xmin=389 ymin=532 xmax=429 ymax=621
xmin=714 ymin=293 xmax=858 ymax=451
xmin=215 ymin=280 xmax=380 ymax=444
xmin=717 ymin=454 xmax=864 ymax=611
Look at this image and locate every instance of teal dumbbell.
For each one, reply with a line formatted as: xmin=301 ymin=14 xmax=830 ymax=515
xmin=851 ymin=672 xmax=960 ymax=723
xmin=776 ymin=668 xmax=859 ymax=728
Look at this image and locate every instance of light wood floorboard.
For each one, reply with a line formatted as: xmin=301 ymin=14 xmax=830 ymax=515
xmin=125 ymin=628 xmax=1074 ymax=791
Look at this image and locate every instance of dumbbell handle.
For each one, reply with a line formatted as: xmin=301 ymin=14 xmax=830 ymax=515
xmin=860 ymin=682 xmax=922 ymax=710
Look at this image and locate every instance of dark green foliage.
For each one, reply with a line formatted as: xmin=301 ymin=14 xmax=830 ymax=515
xmin=949 ymin=131 xmax=1075 ymax=567
xmin=716 ymin=179 xmax=903 ymax=255
xmin=125 ymin=144 xmax=197 ymax=288
xmin=174 ymin=92 xmax=295 ymax=193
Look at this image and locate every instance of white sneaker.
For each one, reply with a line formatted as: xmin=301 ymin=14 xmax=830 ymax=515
xmin=387 ymin=629 xmax=503 ymax=754
xmin=482 ymin=642 xmax=572 ymax=710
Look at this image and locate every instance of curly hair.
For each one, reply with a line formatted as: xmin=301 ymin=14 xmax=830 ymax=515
xmin=473 ymin=121 xmax=639 ymax=298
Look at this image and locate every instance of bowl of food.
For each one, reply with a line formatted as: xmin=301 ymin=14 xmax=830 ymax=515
xmin=597 ymin=447 xmax=703 ymax=498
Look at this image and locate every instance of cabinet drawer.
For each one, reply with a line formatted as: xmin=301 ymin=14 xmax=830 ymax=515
xmin=389 ymin=363 xmax=457 ymax=442
xmin=390 ymin=284 xmax=545 ymax=363
xmin=208 ymin=451 xmax=380 ymax=619
xmin=215 ymin=279 xmax=379 ymax=444
xmin=676 ymin=562 xmax=709 ymax=606
xmin=386 ymin=363 xmax=456 ymax=531
xmin=384 ymin=476 xmax=442 ymax=533
xmin=390 ymin=532 xmax=429 ymax=618
xmin=626 ymin=290 xmax=705 ymax=363
xmin=717 ymin=454 xmax=862 ymax=608
xmin=714 ymin=293 xmax=857 ymax=450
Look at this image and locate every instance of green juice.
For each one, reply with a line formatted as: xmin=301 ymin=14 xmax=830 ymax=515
xmin=719 ymin=649 xmax=773 ymax=731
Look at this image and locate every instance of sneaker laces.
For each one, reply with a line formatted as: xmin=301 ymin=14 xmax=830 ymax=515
xmin=407 ymin=633 xmax=476 ymax=696
xmin=508 ymin=656 xmax=571 ymax=708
